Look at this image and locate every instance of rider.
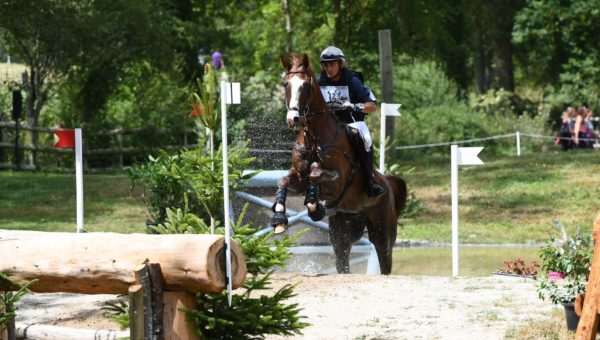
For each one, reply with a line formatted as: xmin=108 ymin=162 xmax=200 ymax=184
xmin=317 ymin=46 xmax=385 ymax=197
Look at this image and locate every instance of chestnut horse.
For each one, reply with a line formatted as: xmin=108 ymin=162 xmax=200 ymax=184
xmin=270 ymin=53 xmax=407 ymax=274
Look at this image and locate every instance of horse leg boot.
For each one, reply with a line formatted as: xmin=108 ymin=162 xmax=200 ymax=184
xmin=270 ymin=186 xmax=289 ymax=234
xmin=305 ymin=162 xmax=326 ymax=221
xmin=305 ymin=182 xmax=326 ymax=221
xmin=355 ymin=136 xmax=386 ymax=197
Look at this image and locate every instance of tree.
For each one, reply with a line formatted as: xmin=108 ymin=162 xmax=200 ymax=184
xmin=0 ymin=0 xmax=177 ymax=164
xmin=513 ymin=0 xmax=600 ymax=102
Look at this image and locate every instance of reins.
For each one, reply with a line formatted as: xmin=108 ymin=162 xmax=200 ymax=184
xmin=284 ymin=68 xmax=360 ymax=209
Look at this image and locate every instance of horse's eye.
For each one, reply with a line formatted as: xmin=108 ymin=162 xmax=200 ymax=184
xmin=282 ymin=82 xmax=288 ymax=89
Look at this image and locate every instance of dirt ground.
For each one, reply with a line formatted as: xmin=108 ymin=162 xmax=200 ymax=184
xmin=15 ymin=273 xmax=556 ymax=340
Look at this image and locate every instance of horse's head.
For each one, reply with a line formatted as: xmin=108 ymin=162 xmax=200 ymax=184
xmin=280 ymin=53 xmax=315 ymax=129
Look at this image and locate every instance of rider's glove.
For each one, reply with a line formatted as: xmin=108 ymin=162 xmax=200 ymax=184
xmin=342 ymin=102 xmax=365 ymax=111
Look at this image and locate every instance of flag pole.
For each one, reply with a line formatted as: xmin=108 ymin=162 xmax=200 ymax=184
xmin=379 ymin=106 xmax=386 ymax=173
xmin=75 ymin=128 xmax=84 ymax=233
xmin=220 ymin=81 xmax=233 ymax=306
xmin=451 ymin=145 xmax=459 ymax=277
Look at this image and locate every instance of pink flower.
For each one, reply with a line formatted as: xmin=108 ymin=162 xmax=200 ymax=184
xmin=548 ymin=271 xmax=566 ymax=280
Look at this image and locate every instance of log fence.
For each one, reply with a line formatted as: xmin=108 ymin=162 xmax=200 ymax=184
xmin=0 ymin=230 xmax=248 ymax=340
xmin=0 ymin=121 xmax=292 ymax=171
xmin=0 ymin=121 xmax=200 ymax=171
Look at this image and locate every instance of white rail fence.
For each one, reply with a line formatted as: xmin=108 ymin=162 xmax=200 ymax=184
xmin=394 ymin=131 xmax=600 ymax=155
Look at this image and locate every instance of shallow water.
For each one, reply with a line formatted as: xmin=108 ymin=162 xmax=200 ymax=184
xmin=279 ymin=245 xmax=541 ymax=277
xmin=391 ymin=246 xmax=540 ymax=277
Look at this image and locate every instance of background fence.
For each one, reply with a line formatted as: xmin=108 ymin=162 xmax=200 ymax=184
xmin=1 ymin=120 xmax=597 ymax=172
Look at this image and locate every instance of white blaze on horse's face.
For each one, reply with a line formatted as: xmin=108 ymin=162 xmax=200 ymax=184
xmin=286 ymin=74 xmax=304 ymax=128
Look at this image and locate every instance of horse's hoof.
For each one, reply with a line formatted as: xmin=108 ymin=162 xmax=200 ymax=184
xmin=270 ymin=212 xmax=288 ymax=234
xmin=273 ymin=224 xmax=287 ymax=234
xmin=308 ymin=203 xmax=326 ymax=221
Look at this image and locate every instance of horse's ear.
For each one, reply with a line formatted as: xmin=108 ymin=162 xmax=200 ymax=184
xmin=279 ymin=54 xmax=291 ymax=71
xmin=302 ymin=53 xmax=310 ymax=68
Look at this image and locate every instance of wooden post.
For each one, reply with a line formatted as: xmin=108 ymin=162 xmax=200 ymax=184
xmin=576 ymin=213 xmax=600 ymax=339
xmin=116 ymin=126 xmax=124 ymax=169
xmin=0 ymin=292 xmax=15 ymax=340
xmin=129 ymin=284 xmax=145 ymax=340
xmin=163 ymin=292 xmax=200 ymax=340
xmin=378 ymin=29 xmax=395 ymax=163
xmin=133 ymin=263 xmax=165 ymax=340
xmin=0 ymin=297 xmax=6 ymax=340
xmin=130 ymin=263 xmax=200 ymax=340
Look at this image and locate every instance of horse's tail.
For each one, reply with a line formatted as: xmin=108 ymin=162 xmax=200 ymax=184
xmin=385 ymin=175 xmax=407 ymax=216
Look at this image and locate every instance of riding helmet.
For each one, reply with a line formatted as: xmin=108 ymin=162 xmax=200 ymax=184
xmin=320 ymin=46 xmax=345 ymax=63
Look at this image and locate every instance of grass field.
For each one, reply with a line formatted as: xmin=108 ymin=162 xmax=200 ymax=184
xmin=1 ymin=149 xmax=599 ymax=243
xmin=399 ymin=149 xmax=600 ymax=243
xmin=0 ymin=172 xmax=146 ymax=233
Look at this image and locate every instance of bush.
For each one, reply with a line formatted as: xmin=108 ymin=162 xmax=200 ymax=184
xmin=129 ymin=141 xmax=257 ymax=226
xmin=388 ymin=56 xmax=551 ymax=157
xmin=163 ymin=205 xmax=309 ymax=338
xmin=537 ymin=222 xmax=593 ymax=304
xmin=0 ymin=273 xmax=36 ymax=334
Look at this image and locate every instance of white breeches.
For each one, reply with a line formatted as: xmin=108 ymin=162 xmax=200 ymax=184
xmin=348 ymin=121 xmax=372 ymax=151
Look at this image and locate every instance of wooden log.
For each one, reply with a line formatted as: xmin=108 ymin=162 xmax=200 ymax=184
xmin=163 ymin=292 xmax=200 ymax=340
xmin=576 ymin=212 xmax=600 ymax=339
xmin=0 ymin=230 xmax=247 ymax=294
xmin=14 ymin=323 xmax=128 ymax=339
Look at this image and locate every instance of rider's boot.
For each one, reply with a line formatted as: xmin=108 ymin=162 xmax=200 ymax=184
xmin=363 ymin=149 xmax=386 ymax=197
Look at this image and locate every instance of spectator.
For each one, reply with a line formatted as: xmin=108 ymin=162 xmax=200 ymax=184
xmin=211 ymin=49 xmax=225 ymax=69
xmin=573 ymin=104 xmax=593 ymax=149
xmin=582 ymin=102 xmax=597 ymax=147
xmin=557 ymin=103 xmax=575 ymax=151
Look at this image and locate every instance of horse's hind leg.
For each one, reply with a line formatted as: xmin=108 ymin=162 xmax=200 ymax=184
xmin=365 ymin=204 xmax=398 ymax=275
xmin=329 ymin=212 xmax=365 ymax=274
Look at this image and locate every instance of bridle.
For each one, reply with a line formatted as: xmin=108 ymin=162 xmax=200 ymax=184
xmin=284 ymin=71 xmax=327 ymax=119
xmin=283 ymin=70 xmax=358 ymax=210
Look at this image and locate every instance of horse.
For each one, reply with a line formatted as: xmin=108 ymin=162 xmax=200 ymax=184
xmin=270 ymin=53 xmax=407 ymax=274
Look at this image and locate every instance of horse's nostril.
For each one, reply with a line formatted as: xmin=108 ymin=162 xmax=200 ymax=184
xmin=294 ymin=117 xmax=299 ymax=123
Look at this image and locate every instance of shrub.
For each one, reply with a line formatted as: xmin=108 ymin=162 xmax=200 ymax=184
xmin=388 ymin=55 xmax=549 ymax=157
xmin=0 ymin=273 xmax=36 ymax=334
xmin=537 ymin=222 xmax=593 ymax=304
xmin=129 ymin=142 xmax=257 ymax=226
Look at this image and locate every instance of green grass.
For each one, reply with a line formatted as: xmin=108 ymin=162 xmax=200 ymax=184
xmin=0 ymin=171 xmax=146 ymax=233
xmin=504 ymin=308 xmax=574 ymax=339
xmin=1 ymin=150 xmax=599 ymax=243
xmin=399 ymin=149 xmax=600 ymax=243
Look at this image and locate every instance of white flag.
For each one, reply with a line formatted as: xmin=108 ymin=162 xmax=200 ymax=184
xmin=458 ymin=147 xmax=484 ymax=165
xmin=382 ymin=103 xmax=401 ymax=116
xmin=225 ymin=82 xmax=241 ymax=104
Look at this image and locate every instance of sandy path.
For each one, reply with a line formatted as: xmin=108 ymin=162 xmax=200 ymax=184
xmin=15 ymin=274 xmax=555 ymax=340
xmin=265 ymin=274 xmax=554 ymax=340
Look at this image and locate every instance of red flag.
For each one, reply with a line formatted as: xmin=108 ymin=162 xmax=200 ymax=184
xmin=54 ymin=129 xmax=75 ymax=148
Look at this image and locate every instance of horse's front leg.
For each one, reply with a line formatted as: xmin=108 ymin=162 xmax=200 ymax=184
xmin=305 ymin=162 xmax=326 ymax=221
xmin=270 ymin=169 xmax=301 ymax=234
